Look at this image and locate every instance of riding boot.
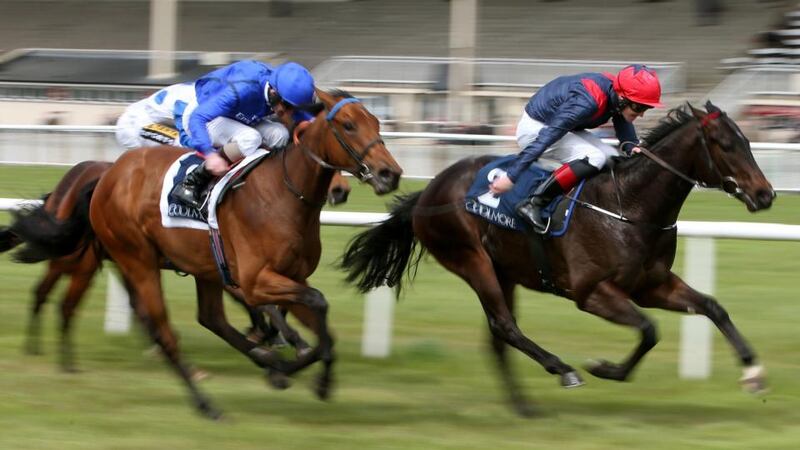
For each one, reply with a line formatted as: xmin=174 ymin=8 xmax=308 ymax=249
xmin=516 ymin=158 xmax=599 ymax=233
xmin=171 ymin=161 xmax=214 ymax=210
xmin=516 ymin=173 xmax=563 ymax=232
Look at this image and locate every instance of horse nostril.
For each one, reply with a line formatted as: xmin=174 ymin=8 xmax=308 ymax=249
xmin=757 ymin=189 xmax=775 ymax=207
xmin=377 ymin=168 xmax=397 ymax=186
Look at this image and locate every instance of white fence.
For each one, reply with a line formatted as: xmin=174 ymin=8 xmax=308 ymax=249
xmin=1 ymin=126 xmax=799 ymax=378
xmin=3 ymin=197 xmax=800 ymax=378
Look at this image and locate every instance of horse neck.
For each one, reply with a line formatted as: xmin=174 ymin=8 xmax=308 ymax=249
xmin=283 ymin=120 xmax=336 ymax=211
xmin=614 ymin=123 xmax=704 ymax=225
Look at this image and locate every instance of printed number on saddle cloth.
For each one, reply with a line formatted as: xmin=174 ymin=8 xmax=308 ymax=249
xmin=140 ymin=123 xmax=179 ymax=145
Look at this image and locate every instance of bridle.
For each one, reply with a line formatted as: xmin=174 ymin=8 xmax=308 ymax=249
xmin=283 ymin=97 xmax=384 ymax=205
xmin=622 ymin=110 xmax=744 ymax=197
xmin=301 ymin=97 xmax=384 ymax=182
xmin=568 ymin=110 xmax=746 ymax=228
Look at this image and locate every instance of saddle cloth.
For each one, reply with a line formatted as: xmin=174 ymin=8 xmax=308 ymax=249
xmin=159 ymin=149 xmax=270 ymax=231
xmin=464 ymin=155 xmax=585 ymax=236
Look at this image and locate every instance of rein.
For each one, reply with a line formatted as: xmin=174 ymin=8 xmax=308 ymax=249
xmin=569 ymin=110 xmax=732 ymax=229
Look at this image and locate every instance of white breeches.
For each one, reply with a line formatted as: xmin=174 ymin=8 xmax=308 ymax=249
xmin=180 ymin=104 xmax=289 ymax=158
xmin=515 ymin=112 xmax=618 ymax=170
xmin=115 ymin=83 xmax=195 ymax=149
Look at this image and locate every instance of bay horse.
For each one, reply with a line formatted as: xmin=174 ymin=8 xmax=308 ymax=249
xmin=9 ymin=89 xmax=401 ymax=418
xmin=1 ymin=161 xmax=352 ymax=372
xmin=342 ymin=102 xmax=775 ymax=416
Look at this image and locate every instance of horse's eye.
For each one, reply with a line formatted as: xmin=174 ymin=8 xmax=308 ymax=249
xmin=343 ymin=121 xmax=355 ymax=131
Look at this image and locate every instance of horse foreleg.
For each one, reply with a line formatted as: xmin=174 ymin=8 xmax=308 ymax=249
xmin=57 ymin=268 xmax=97 ymax=372
xmin=577 ymin=280 xmax=659 ymax=382
xmin=24 ymin=265 xmax=61 ymax=355
xmin=633 ymin=272 xmax=764 ymax=393
xmin=247 ymin=270 xmax=334 ymax=400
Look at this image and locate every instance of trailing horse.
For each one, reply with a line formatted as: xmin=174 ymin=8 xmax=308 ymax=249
xmin=7 ymin=89 xmax=402 ymax=418
xmin=342 ymin=102 xmax=774 ymax=416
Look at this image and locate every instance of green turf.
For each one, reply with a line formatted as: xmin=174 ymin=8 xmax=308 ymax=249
xmin=1 ymin=164 xmax=799 ymax=449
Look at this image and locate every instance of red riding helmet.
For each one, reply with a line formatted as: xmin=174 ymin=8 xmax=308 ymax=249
xmin=613 ymin=64 xmax=664 ymax=108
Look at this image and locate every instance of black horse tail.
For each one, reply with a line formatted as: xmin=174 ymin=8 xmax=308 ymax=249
xmin=0 ymin=226 xmax=21 ymax=252
xmin=341 ymin=191 xmax=425 ymax=294
xmin=9 ymin=181 xmax=98 ymax=263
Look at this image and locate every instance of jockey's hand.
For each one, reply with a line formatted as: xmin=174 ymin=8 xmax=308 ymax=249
xmin=489 ymin=174 xmax=514 ymax=195
xmin=631 ymin=146 xmax=643 ymax=154
xmin=205 ymin=152 xmax=229 ymax=176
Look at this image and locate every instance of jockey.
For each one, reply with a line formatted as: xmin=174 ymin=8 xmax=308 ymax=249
xmin=115 ymin=82 xmax=195 ymax=149
xmin=170 ymin=60 xmax=316 ymax=209
xmin=489 ymin=64 xmax=664 ymax=232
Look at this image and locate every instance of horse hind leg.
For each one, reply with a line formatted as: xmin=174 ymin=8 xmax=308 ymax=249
xmin=57 ymin=266 xmax=98 ymax=373
xmin=633 ymin=273 xmax=765 ymax=393
xmin=24 ymin=264 xmax=62 ymax=355
xmin=489 ymin=278 xmax=538 ymax=417
xmin=116 ymin=252 xmax=221 ymax=419
xmin=435 ymin=247 xmax=582 ymax=404
xmin=577 ymin=280 xmax=659 ymax=382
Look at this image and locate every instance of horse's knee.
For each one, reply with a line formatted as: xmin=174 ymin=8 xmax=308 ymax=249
xmin=639 ymin=320 xmax=659 ymax=348
xmin=302 ymin=288 xmax=328 ymax=314
xmin=700 ymin=296 xmax=730 ymax=322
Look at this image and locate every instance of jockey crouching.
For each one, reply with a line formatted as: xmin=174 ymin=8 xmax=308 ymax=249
xmin=489 ymin=64 xmax=664 ymax=233
xmin=170 ymin=60 xmax=316 ymax=210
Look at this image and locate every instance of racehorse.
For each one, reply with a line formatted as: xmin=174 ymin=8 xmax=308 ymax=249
xmin=1 ymin=158 xmax=353 ymax=372
xmin=9 ymin=89 xmax=401 ymax=418
xmin=341 ymin=102 xmax=775 ymax=416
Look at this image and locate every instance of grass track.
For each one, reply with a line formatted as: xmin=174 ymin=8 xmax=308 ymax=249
xmin=1 ymin=165 xmax=798 ymax=449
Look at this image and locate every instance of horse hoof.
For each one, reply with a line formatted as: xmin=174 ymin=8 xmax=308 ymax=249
xmin=190 ymin=367 xmax=210 ymax=382
xmin=585 ymin=359 xmax=627 ymax=382
xmin=512 ymin=400 xmax=539 ymax=417
xmin=314 ymin=375 xmax=333 ymax=400
xmin=740 ymin=365 xmax=769 ymax=395
xmin=266 ymin=370 xmax=292 ymax=390
xmin=296 ymin=346 xmax=314 ymax=359
xmin=560 ymin=371 xmax=585 ymax=388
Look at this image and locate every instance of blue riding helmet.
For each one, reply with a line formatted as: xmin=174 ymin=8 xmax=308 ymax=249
xmin=268 ymin=62 xmax=315 ymax=106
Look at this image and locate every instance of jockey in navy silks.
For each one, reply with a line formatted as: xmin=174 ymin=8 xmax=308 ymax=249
xmin=169 ymin=60 xmax=316 ymax=209
xmin=489 ymin=64 xmax=664 ymax=232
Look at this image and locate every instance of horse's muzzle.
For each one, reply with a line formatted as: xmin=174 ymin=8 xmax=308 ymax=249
xmin=370 ymin=168 xmax=401 ymax=195
xmin=739 ymin=188 xmax=775 ymax=212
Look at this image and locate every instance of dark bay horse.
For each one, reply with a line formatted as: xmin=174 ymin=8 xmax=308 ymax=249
xmin=9 ymin=89 xmax=401 ymax=418
xmin=342 ymin=102 xmax=774 ymax=416
xmin=1 ymin=161 xmax=352 ymax=372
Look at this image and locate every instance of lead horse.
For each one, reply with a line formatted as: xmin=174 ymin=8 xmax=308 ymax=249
xmin=342 ymin=102 xmax=775 ymax=415
xmin=1 ymin=162 xmax=352 ymax=372
xmin=10 ymin=89 xmax=402 ymax=418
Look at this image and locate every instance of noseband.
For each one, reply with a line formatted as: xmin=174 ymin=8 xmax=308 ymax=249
xmin=301 ymin=97 xmax=385 ymax=182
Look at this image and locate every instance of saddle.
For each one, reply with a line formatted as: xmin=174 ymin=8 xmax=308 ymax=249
xmin=464 ymin=155 xmax=584 ymax=237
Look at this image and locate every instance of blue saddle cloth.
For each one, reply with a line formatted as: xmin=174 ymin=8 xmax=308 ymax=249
xmin=166 ymin=153 xmax=208 ymax=223
xmin=464 ymin=155 xmax=584 ymax=236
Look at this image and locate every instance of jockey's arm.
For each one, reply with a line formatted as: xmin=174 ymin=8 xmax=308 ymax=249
xmin=187 ymin=89 xmax=239 ymax=155
xmin=505 ymin=99 xmax=594 ymax=183
xmin=612 ymin=114 xmax=639 ymax=154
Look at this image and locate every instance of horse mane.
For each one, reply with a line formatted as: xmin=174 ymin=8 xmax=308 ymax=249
xmin=610 ymin=104 xmax=696 ymax=173
xmin=640 ymin=103 xmax=694 ymax=148
xmin=326 ymin=88 xmax=354 ymax=99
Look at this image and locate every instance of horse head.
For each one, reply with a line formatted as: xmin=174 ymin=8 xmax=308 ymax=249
xmin=308 ymin=89 xmax=402 ymax=195
xmin=690 ymin=101 xmax=775 ymax=212
xmin=327 ymin=171 xmax=351 ymax=206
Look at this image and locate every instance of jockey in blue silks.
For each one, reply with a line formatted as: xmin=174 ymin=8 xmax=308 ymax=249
xmin=489 ymin=64 xmax=664 ymax=233
xmin=170 ymin=59 xmax=316 ymax=209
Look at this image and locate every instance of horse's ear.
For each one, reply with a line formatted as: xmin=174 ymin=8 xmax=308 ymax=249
xmin=315 ymin=88 xmax=335 ymax=108
xmin=688 ymin=102 xmax=707 ymax=121
xmin=704 ymin=100 xmax=721 ymax=114
xmin=296 ymin=102 xmax=325 ymax=116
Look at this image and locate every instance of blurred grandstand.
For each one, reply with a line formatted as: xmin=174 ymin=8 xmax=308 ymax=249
xmin=0 ymin=0 xmax=799 ymax=186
